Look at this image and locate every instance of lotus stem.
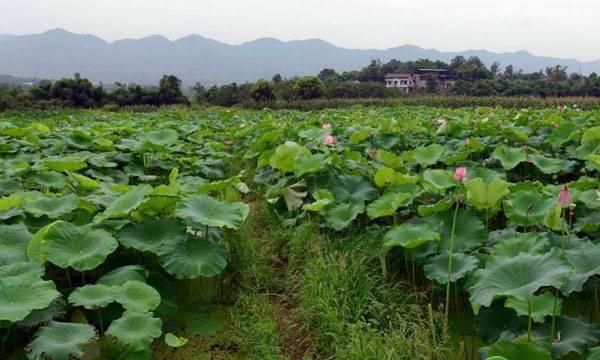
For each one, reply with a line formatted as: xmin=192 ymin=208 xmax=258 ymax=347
xmin=65 ymin=268 xmax=73 ymax=288
xmin=445 ymin=200 xmax=460 ymax=331
xmin=549 ymin=289 xmax=558 ymax=350
xmin=98 ymin=310 xmax=104 ymax=334
xmin=528 ymin=300 xmax=533 ymax=342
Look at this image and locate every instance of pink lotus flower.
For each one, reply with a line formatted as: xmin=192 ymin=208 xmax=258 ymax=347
xmin=454 ymin=167 xmax=468 ymax=182
xmin=558 ymin=185 xmax=572 ymax=208
xmin=322 ymin=123 xmax=332 ymax=129
xmin=323 ymin=135 xmax=337 ymax=146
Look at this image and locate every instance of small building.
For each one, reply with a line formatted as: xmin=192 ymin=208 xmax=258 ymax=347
xmin=385 ymin=69 xmax=455 ymax=93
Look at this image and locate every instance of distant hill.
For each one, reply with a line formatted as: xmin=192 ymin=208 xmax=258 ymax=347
xmin=0 ymin=29 xmax=598 ymax=86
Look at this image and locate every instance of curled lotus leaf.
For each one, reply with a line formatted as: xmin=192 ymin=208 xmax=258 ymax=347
xmin=27 ymin=321 xmax=97 ymax=360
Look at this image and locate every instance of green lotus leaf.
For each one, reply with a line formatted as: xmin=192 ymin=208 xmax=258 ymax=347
xmin=503 ymin=190 xmax=557 ymax=227
xmin=106 ymin=311 xmax=162 ymax=352
xmin=27 ymin=222 xmax=55 ymax=264
xmin=384 ymin=222 xmax=440 ymax=249
xmin=68 ymin=284 xmax=116 ymax=309
xmin=505 ymin=292 xmax=561 ymax=323
xmin=141 ymin=129 xmax=179 ymax=151
xmin=489 ymin=232 xmax=550 ymax=257
xmin=424 ymin=252 xmax=479 ymax=284
xmin=469 ymin=249 xmax=571 ymax=313
xmin=562 ymin=242 xmax=600 ymax=295
xmin=491 ymin=145 xmax=526 ymax=170
xmin=43 ymin=221 xmax=118 ymax=271
xmin=433 ymin=209 xmax=486 ymax=252
xmin=329 ymin=174 xmax=377 ymax=204
xmin=44 ymin=158 xmax=87 ymax=172
xmin=164 ymin=333 xmax=188 ymax=348
xmin=465 ymin=178 xmax=511 ymax=210
xmin=23 ymin=194 xmax=79 ymax=218
xmin=0 ymin=262 xmax=60 ymax=322
xmin=31 ymin=172 xmax=68 ymax=189
xmin=269 ymin=141 xmax=310 ymax=173
xmin=0 ymin=223 xmax=31 ymax=265
xmin=67 ymin=171 xmax=100 ymax=190
xmin=27 ymin=321 xmax=97 ymax=360
xmin=374 ymin=167 xmax=396 ymax=188
xmin=375 ymin=149 xmax=403 ymax=169
xmin=303 ymin=189 xmax=334 ymax=212
xmin=475 ymin=303 xmax=524 ymax=343
xmin=19 ymin=298 xmax=66 ymax=330
xmin=548 ymin=122 xmax=579 ymax=148
xmin=114 ymin=281 xmax=161 ymax=313
xmin=117 ymin=219 xmax=186 ymax=253
xmin=0 ymin=193 xmax=21 ymax=212
xmin=158 ymin=238 xmax=227 ymax=279
xmin=530 ymin=154 xmax=572 ymax=174
xmin=422 ymin=169 xmax=456 ymax=191
xmin=366 ymin=192 xmax=411 ymax=219
xmin=95 ymin=185 xmax=153 ymax=222
xmin=280 ymin=180 xmax=308 ymax=211
xmin=294 ymin=153 xmax=326 ymax=176
xmin=586 ymin=347 xmax=600 ymax=360
xmin=417 ymin=198 xmax=453 ymax=217
xmin=534 ymin=316 xmax=600 ymax=359
xmin=323 ymin=202 xmax=364 ymax=231
xmin=176 ymin=195 xmax=249 ymax=229
xmin=413 ymin=144 xmax=444 ymax=167
xmin=582 ymin=126 xmax=600 ymax=144
xmin=97 ymin=265 xmax=148 ymax=286
xmin=487 ymin=341 xmax=551 ymax=360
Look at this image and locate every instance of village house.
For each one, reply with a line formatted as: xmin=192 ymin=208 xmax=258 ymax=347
xmin=384 ymin=68 xmax=455 ymax=93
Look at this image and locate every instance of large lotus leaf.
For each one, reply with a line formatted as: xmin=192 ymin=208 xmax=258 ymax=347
xmin=384 ymin=222 xmax=440 ymax=249
xmin=67 ymin=171 xmax=100 ymax=190
xmin=491 ymin=145 xmax=527 ymax=170
xmin=433 ymin=209 xmax=486 ymax=252
xmin=31 ymin=172 xmax=68 ymax=189
xmin=159 ymin=238 xmax=227 ymax=279
xmin=165 ymin=333 xmax=189 ymax=348
xmin=269 ymin=141 xmax=310 ymax=173
xmin=490 ymin=232 xmax=550 ymax=258
xmin=43 ymin=221 xmax=118 ymax=271
xmin=44 ymin=158 xmax=87 ymax=172
xmin=548 ymin=122 xmax=579 ymax=148
xmin=374 ymin=168 xmax=419 ymax=188
xmin=469 ymin=249 xmax=571 ymax=313
xmin=95 ymin=185 xmax=153 ymax=222
xmin=413 ymin=144 xmax=444 ymax=167
xmin=176 ymin=195 xmax=249 ymax=229
xmin=366 ymin=192 xmax=411 ymax=219
xmin=27 ymin=222 xmax=55 ymax=264
xmin=280 ymin=180 xmax=308 ymax=211
xmin=19 ymin=298 xmax=66 ymax=330
xmin=114 ymin=281 xmax=161 ymax=313
xmin=329 ymin=174 xmax=377 ymax=204
xmin=422 ymin=169 xmax=456 ymax=191
xmin=534 ymin=316 xmax=600 ymax=359
xmin=27 ymin=321 xmax=96 ymax=360
xmin=141 ymin=129 xmax=178 ymax=151
xmin=487 ymin=341 xmax=551 ymax=360
xmin=0 ymin=262 xmax=60 ymax=322
xmin=97 ymin=265 xmax=147 ymax=286
xmin=106 ymin=311 xmax=162 ymax=352
xmin=562 ymin=242 xmax=600 ymax=295
xmin=503 ymin=190 xmax=557 ymax=227
xmin=23 ymin=194 xmax=79 ymax=218
xmin=117 ymin=219 xmax=186 ymax=254
xmin=294 ymin=153 xmax=326 ymax=176
xmin=0 ymin=223 xmax=31 ymax=265
xmin=417 ymin=198 xmax=453 ymax=217
xmin=505 ymin=292 xmax=561 ymax=323
xmin=303 ymin=189 xmax=334 ymax=212
xmin=424 ymin=252 xmax=479 ymax=284
xmin=324 ymin=202 xmax=365 ymax=231
xmin=530 ymin=155 xmax=570 ymax=174
xmin=465 ymin=178 xmax=511 ymax=210
xmin=68 ymin=284 xmax=116 ymax=309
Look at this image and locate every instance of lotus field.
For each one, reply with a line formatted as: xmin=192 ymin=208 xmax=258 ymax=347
xmin=2 ymin=106 xmax=600 ymax=359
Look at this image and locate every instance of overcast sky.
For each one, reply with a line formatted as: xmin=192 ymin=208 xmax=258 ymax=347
xmin=2 ymin=0 xmax=598 ymax=61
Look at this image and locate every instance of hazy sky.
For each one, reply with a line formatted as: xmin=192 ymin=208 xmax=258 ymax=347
xmin=2 ymin=0 xmax=598 ymax=61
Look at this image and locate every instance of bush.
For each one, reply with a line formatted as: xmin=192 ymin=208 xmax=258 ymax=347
xmin=293 ymin=77 xmax=324 ymax=100
xmin=251 ymin=80 xmax=277 ymax=103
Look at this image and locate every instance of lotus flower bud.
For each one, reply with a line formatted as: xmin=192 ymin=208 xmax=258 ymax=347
xmin=454 ymin=167 xmax=468 ymax=182
xmin=558 ymin=185 xmax=572 ymax=209
xmin=322 ymin=135 xmax=336 ymax=146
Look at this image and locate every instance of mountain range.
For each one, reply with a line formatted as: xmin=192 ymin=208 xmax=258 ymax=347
xmin=0 ymin=29 xmax=599 ymax=86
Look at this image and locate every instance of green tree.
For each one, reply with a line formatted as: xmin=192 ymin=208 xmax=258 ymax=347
xmin=251 ymin=80 xmax=277 ymax=103
xmin=293 ymin=77 xmax=324 ymax=100
xmin=158 ymin=75 xmax=188 ymax=105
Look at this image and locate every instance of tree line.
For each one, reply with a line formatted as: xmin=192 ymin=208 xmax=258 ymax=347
xmin=0 ymin=74 xmax=189 ymax=112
